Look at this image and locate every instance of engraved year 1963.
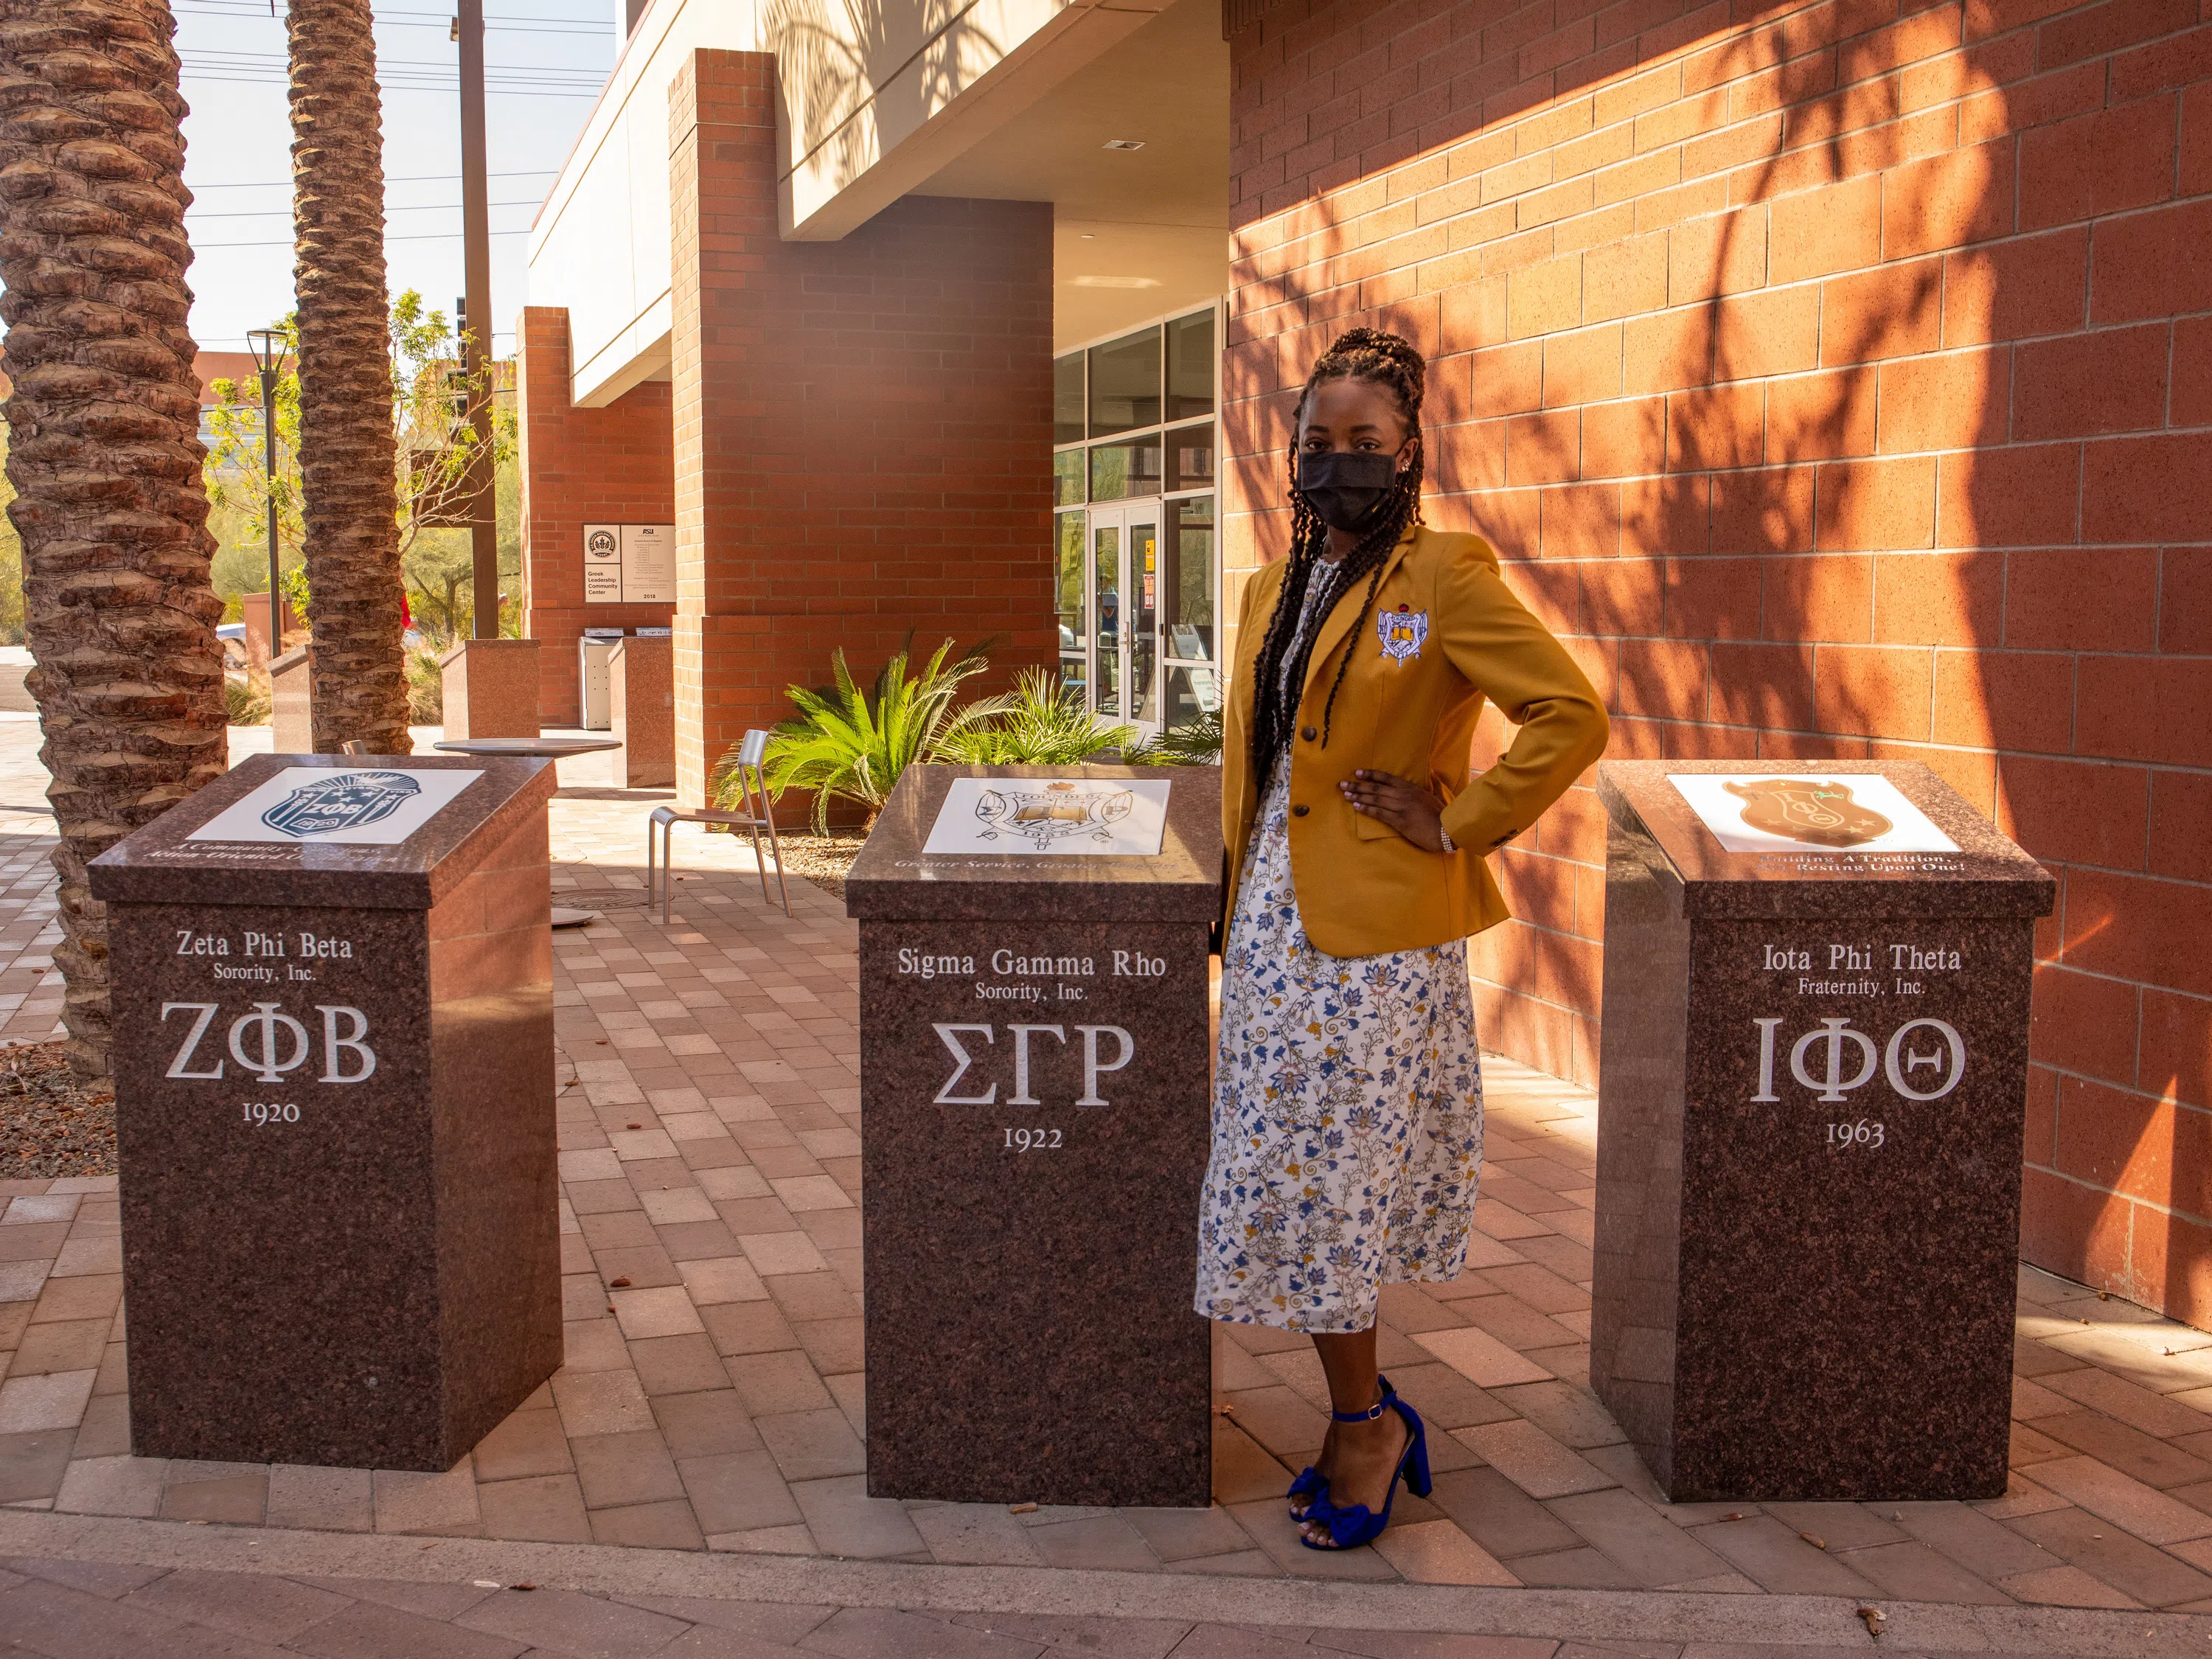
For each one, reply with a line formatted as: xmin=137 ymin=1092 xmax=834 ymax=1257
xmin=1827 ymin=1119 xmax=1885 ymax=1149
xmin=1003 ymin=1127 xmax=1062 ymax=1151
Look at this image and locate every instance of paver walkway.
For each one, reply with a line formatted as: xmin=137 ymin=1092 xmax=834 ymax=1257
xmin=0 ymin=721 xmax=2202 ymax=1652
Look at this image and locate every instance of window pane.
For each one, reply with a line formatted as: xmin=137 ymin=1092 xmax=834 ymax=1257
xmin=1163 ymin=495 xmax=1214 ymax=663
xmin=1088 ymin=439 xmax=1161 ymax=501
xmin=1164 ymin=664 xmax=1221 ymax=729
xmin=1093 ymin=522 xmax=1121 ymax=717
xmin=1057 ymin=512 xmax=1086 ymax=702
xmin=1088 ymin=326 xmax=1161 ymax=437
xmin=1167 ymin=310 xmax=1214 ymax=421
xmin=1054 ymin=352 xmax=1085 ymax=445
xmin=1166 ymin=422 xmax=1214 ymax=492
xmin=1054 ymin=448 xmax=1085 ymax=507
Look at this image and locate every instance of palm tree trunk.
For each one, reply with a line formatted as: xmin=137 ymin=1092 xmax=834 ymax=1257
xmin=0 ymin=0 xmax=229 ymax=1075
xmin=287 ymin=0 xmax=410 ymax=754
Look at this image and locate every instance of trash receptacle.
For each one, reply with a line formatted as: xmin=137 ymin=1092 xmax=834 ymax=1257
xmin=577 ymin=629 xmax=624 ymax=729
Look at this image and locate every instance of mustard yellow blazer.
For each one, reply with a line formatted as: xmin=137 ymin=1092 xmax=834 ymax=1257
xmin=1221 ymin=522 xmax=1610 ymax=958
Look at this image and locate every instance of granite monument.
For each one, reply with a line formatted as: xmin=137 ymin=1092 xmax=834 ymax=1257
xmin=439 ymin=638 xmax=542 ymax=740
xmin=846 ymin=764 xmax=1222 ymax=1507
xmin=608 ymin=635 xmax=674 ymax=787
xmin=268 ymin=643 xmax=311 ymax=754
xmin=88 ymin=753 xmax=563 ymax=1470
xmin=1590 ymin=759 xmax=2055 ymax=1501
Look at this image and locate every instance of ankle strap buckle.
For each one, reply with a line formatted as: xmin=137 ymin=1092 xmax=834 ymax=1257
xmin=1329 ymin=1374 xmax=1399 ymax=1425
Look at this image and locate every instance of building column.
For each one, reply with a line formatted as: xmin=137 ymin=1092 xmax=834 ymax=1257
xmin=667 ymin=49 xmax=1056 ymax=807
xmin=514 ymin=305 xmax=675 ymax=727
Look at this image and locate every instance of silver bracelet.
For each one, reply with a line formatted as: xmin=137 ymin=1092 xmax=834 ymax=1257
xmin=1438 ymin=826 xmax=1455 ymax=855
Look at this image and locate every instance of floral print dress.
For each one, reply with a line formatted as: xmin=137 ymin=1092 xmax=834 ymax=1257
xmin=1194 ymin=575 xmax=1486 ymax=1334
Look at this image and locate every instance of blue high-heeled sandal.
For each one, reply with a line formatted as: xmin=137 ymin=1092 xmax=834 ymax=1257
xmin=1298 ymin=1387 xmax=1431 ymax=1551
xmin=1287 ymin=1374 xmax=1396 ymax=1520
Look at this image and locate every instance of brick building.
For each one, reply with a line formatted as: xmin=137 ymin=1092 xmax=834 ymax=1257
xmin=522 ymin=0 xmax=2209 ymax=1324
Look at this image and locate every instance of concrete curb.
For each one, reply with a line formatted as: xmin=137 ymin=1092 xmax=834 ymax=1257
xmin=0 ymin=1510 xmax=2205 ymax=1655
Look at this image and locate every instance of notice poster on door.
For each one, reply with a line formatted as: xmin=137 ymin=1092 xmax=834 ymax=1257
xmin=621 ymin=524 xmax=675 ymax=604
xmin=582 ymin=524 xmax=622 ymax=602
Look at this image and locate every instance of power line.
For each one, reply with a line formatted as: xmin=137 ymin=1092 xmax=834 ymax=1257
xmin=174 ymin=1 xmax=613 ymax=32
xmin=181 ymin=72 xmax=599 ymax=98
xmin=187 ymin=48 xmax=605 ymax=77
xmin=189 ymin=169 xmax=560 ymax=190
xmin=193 ymin=227 xmax=533 ymax=248
xmin=189 ymin=197 xmax=543 ymax=218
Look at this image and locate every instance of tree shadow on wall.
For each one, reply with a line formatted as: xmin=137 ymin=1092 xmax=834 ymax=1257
xmin=765 ymin=0 xmax=1003 ymax=203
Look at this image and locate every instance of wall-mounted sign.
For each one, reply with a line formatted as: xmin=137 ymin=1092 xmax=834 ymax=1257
xmin=581 ymin=523 xmax=675 ymax=605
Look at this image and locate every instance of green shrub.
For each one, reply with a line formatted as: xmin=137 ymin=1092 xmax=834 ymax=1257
xmin=1133 ymin=708 xmax=1224 ymax=766
xmin=931 ymin=668 xmax=1133 ymax=765
xmin=726 ymin=636 xmax=997 ymax=834
xmin=405 ymin=645 xmax=444 ymax=725
xmin=224 ymin=675 xmax=270 ymax=726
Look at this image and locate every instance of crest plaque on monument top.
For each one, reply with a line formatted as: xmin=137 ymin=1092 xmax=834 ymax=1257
xmin=1590 ymin=759 xmax=2056 ymax=1502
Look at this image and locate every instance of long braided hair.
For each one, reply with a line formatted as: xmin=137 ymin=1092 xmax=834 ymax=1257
xmin=1248 ymin=327 xmax=1427 ymax=778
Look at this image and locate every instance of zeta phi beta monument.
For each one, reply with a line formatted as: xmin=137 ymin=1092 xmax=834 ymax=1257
xmin=89 ymin=754 xmax=564 ymax=1470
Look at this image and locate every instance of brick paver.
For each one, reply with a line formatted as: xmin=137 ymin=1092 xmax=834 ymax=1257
xmin=0 ymin=723 xmax=2205 ymax=1624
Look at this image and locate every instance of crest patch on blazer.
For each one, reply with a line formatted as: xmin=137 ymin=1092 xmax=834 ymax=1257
xmin=1376 ymin=604 xmax=1428 ymax=663
xmin=1721 ymin=778 xmax=1894 ymax=849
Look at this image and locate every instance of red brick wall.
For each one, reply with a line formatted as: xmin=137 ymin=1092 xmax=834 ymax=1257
xmin=666 ymin=50 xmax=1057 ymax=807
xmin=1225 ymin=0 xmax=2212 ymax=1324
xmin=515 ymin=305 xmax=678 ymax=726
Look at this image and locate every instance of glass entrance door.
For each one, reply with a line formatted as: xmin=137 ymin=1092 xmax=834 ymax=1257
xmin=1088 ymin=504 xmax=1161 ymax=739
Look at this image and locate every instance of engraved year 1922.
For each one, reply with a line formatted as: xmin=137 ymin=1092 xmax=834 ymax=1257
xmin=1002 ymin=1127 xmax=1062 ymax=1151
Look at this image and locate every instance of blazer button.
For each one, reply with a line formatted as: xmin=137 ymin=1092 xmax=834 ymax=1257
xmin=1291 ymin=804 xmax=1310 ymax=817
xmin=1300 ymin=726 xmax=1316 ymax=741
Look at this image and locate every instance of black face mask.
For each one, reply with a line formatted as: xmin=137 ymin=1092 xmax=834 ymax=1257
xmin=1298 ymin=450 xmax=1399 ymax=532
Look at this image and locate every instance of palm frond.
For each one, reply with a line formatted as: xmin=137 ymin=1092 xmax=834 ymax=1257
xmin=931 ymin=668 xmax=1135 ymax=765
xmin=716 ymin=638 xmax=999 ymax=834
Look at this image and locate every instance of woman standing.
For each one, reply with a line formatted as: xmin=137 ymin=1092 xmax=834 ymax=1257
xmin=1196 ymin=328 xmax=1609 ymax=1550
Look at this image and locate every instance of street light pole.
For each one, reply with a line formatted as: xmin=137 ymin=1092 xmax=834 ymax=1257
xmin=246 ymin=327 xmax=288 ymax=663
xmin=456 ymin=0 xmax=498 ymax=640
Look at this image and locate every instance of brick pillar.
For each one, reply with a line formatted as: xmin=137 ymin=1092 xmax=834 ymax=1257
xmin=666 ymin=49 xmax=1056 ymax=807
xmin=515 ymin=305 xmax=675 ymax=726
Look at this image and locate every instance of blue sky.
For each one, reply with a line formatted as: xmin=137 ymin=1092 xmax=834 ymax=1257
xmin=173 ymin=0 xmax=616 ymax=359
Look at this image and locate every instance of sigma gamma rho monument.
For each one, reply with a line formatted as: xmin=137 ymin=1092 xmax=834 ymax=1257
xmin=88 ymin=754 xmax=563 ymax=1470
xmin=846 ymin=765 xmax=1222 ymax=1507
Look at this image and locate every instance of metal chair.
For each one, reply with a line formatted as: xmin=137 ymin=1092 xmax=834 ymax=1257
xmin=647 ymin=728 xmax=790 ymax=922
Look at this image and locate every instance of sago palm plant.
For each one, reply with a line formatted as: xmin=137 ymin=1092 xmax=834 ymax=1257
xmin=725 ymin=638 xmax=998 ymax=833
xmin=1133 ymin=708 xmax=1224 ymax=766
xmin=931 ymin=668 xmax=1134 ymax=765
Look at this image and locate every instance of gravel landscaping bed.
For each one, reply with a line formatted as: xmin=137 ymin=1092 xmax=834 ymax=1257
xmin=0 ymin=1041 xmax=115 ymax=1178
xmin=777 ymin=832 xmax=866 ymax=898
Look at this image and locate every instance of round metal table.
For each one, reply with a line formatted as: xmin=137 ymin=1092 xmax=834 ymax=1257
xmin=434 ymin=736 xmax=624 ymax=928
